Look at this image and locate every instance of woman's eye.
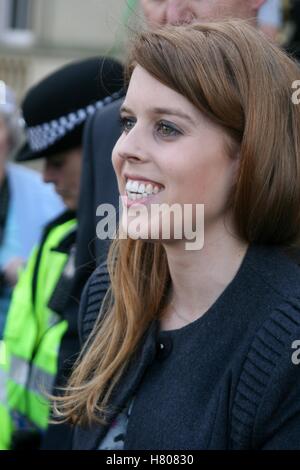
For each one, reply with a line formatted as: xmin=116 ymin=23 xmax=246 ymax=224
xmin=120 ymin=116 xmax=135 ymax=133
xmin=157 ymin=121 xmax=181 ymax=137
xmin=119 ymin=117 xmax=182 ymax=138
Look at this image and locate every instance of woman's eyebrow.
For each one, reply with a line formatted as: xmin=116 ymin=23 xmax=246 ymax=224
xmin=120 ymin=105 xmax=133 ymax=114
xmin=152 ymin=107 xmax=196 ymax=125
xmin=120 ymin=105 xmax=196 ymax=126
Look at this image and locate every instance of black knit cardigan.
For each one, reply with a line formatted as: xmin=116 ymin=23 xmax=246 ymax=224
xmin=73 ymin=245 xmax=300 ymax=450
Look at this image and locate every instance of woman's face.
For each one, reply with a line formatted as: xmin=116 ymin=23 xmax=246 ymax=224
xmin=0 ymin=116 xmax=10 ymax=165
xmin=112 ymin=65 xmax=239 ymax=243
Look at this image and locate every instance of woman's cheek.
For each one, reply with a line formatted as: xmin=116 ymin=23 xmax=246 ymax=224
xmin=111 ymin=146 xmax=121 ymax=175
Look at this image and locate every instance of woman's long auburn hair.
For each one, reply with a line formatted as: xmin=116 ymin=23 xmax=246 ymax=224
xmin=55 ymin=20 xmax=300 ymax=425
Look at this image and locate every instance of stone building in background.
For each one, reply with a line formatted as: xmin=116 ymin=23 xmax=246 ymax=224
xmin=0 ymin=0 xmax=131 ymax=102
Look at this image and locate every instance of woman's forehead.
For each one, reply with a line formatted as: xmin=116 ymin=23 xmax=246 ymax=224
xmin=125 ymin=66 xmax=201 ymax=121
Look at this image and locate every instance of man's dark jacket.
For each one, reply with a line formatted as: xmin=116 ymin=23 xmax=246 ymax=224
xmin=76 ymin=98 xmax=123 ymax=280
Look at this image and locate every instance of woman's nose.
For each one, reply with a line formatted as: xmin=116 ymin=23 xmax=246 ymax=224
xmin=118 ymin=150 xmax=142 ymax=163
xmin=116 ymin=125 xmax=148 ymax=163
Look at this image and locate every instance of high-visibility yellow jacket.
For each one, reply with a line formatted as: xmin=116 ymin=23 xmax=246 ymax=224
xmin=0 ymin=211 xmax=76 ymax=450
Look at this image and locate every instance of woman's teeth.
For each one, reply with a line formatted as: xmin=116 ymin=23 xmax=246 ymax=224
xmin=125 ymin=180 xmax=163 ymax=200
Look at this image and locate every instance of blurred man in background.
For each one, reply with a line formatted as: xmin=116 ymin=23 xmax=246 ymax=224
xmin=142 ymin=0 xmax=266 ymax=26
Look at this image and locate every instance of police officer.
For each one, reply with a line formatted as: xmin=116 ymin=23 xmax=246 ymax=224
xmin=0 ymin=57 xmax=123 ymax=450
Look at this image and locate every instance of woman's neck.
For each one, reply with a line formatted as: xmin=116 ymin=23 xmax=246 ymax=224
xmin=161 ymin=216 xmax=249 ymax=328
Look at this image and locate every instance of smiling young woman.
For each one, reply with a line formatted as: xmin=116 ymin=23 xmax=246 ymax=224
xmin=54 ymin=20 xmax=300 ymax=450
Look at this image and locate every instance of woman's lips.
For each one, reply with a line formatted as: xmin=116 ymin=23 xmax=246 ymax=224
xmin=122 ymin=190 xmax=164 ymax=208
xmin=124 ymin=173 xmax=165 ymax=189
